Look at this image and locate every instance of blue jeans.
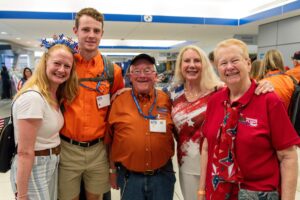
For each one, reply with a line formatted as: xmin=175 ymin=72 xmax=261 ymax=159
xmin=117 ymin=160 xmax=176 ymax=200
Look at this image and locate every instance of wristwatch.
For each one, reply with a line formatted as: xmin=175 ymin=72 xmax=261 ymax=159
xmin=109 ymin=168 xmax=117 ymax=174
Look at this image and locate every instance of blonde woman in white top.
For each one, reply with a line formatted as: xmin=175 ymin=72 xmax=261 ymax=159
xmin=10 ymin=35 xmax=78 ymax=200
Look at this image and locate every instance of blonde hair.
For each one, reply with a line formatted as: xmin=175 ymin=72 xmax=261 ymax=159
xmin=250 ymin=60 xmax=262 ymax=80
xmin=214 ymin=38 xmax=250 ymax=64
xmin=14 ymin=44 xmax=78 ymax=106
xmin=174 ymin=45 xmax=222 ymax=91
xmin=257 ymin=49 xmax=285 ymax=80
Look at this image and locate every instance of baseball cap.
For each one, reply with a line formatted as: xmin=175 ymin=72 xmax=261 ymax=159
xmin=130 ymin=54 xmax=156 ymax=65
xmin=291 ymin=51 xmax=300 ymax=60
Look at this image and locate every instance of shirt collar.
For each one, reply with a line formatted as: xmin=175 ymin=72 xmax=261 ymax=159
xmin=266 ymin=69 xmax=283 ymax=77
xmin=133 ymin=88 xmax=155 ymax=102
xmin=74 ymin=52 xmax=100 ymax=65
xmin=223 ymin=79 xmax=257 ymax=107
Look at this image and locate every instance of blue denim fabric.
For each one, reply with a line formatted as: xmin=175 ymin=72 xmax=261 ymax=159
xmin=117 ymin=160 xmax=176 ymax=200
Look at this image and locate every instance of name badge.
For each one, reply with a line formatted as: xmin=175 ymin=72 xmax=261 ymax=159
xmin=149 ymin=119 xmax=166 ymax=133
xmin=96 ymin=94 xmax=110 ymax=109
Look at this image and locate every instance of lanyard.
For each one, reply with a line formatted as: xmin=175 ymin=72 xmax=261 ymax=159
xmin=131 ymin=89 xmax=157 ymax=120
xmin=79 ymin=65 xmax=108 ymax=93
xmin=79 ymin=79 xmax=105 ymax=93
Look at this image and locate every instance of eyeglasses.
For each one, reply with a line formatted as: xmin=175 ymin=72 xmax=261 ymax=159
xmin=130 ymin=69 xmax=156 ymax=75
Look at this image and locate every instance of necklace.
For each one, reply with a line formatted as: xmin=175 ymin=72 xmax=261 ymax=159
xmin=184 ymin=89 xmax=202 ymax=100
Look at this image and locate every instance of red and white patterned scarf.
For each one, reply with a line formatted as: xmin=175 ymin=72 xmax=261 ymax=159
xmin=210 ymin=101 xmax=244 ymax=199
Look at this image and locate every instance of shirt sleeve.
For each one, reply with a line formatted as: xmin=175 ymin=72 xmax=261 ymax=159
xmin=15 ymin=91 xmax=44 ymax=119
xmin=111 ymin=64 xmax=125 ymax=94
xmin=201 ymin=100 xmax=211 ymax=138
xmin=105 ymin=98 xmax=118 ymax=145
xmin=268 ymin=97 xmax=300 ymax=150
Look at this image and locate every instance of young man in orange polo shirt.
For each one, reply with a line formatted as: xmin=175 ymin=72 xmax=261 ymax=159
xmin=106 ymin=54 xmax=176 ymax=200
xmin=58 ymin=8 xmax=124 ymax=200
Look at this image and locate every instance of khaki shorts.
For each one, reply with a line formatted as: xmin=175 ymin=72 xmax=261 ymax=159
xmin=58 ymin=139 xmax=110 ymax=200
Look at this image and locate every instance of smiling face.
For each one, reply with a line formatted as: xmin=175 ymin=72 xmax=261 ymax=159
xmin=74 ymin=15 xmax=103 ymax=55
xmin=215 ymin=45 xmax=251 ymax=87
xmin=180 ymin=49 xmax=202 ymax=83
xmin=46 ymin=48 xmax=73 ymax=90
xmin=129 ymin=59 xmax=157 ymax=95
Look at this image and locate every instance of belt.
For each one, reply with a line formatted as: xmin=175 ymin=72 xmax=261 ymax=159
xmin=60 ymin=134 xmax=103 ymax=148
xmin=116 ymin=163 xmax=165 ymax=176
xmin=35 ymin=145 xmax=60 ymax=156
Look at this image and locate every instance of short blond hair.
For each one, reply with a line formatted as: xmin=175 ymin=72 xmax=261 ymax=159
xmin=14 ymin=44 xmax=78 ymax=106
xmin=214 ymin=38 xmax=250 ymax=65
xmin=174 ymin=45 xmax=222 ymax=91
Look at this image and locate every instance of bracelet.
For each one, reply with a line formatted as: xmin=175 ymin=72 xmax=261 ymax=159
xmin=197 ymin=190 xmax=205 ymax=196
xmin=109 ymin=168 xmax=117 ymax=174
xmin=17 ymin=193 xmax=28 ymax=199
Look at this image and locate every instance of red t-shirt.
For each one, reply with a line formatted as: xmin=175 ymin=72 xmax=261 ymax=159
xmin=202 ymin=80 xmax=300 ymax=197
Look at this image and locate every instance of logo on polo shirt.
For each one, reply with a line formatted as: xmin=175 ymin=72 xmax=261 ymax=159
xmin=239 ymin=115 xmax=258 ymax=127
xmin=245 ymin=117 xmax=258 ymax=127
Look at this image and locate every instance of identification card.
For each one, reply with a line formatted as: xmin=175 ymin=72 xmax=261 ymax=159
xmin=149 ymin=119 xmax=166 ymax=133
xmin=96 ymin=94 xmax=110 ymax=109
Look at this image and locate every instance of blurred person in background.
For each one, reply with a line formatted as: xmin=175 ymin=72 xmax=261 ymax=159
xmin=208 ymin=51 xmax=219 ymax=76
xmin=249 ymin=60 xmax=261 ymax=80
xmin=286 ymin=50 xmax=300 ymax=80
xmin=257 ymin=49 xmax=295 ymax=109
xmin=1 ymin=65 xmax=12 ymax=99
xmin=17 ymin=67 xmax=33 ymax=91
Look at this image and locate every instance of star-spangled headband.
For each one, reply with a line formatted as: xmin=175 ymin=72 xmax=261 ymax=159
xmin=41 ymin=34 xmax=78 ymax=54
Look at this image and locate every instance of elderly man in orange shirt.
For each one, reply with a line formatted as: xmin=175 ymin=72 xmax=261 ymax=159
xmin=287 ymin=50 xmax=300 ymax=81
xmin=106 ymin=53 xmax=176 ymax=200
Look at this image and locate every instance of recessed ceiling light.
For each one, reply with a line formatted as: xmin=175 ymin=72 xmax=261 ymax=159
xmin=1 ymin=32 xmax=8 ymax=35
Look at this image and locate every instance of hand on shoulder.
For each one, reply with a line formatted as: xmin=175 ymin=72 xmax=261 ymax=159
xmin=111 ymin=88 xmax=132 ymax=102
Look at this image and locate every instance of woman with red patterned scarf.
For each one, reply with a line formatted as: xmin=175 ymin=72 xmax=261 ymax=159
xmin=198 ymin=39 xmax=300 ymax=200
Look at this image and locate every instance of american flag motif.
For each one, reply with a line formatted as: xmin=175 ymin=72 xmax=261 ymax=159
xmin=0 ymin=117 xmax=10 ymax=133
xmin=0 ymin=117 xmax=5 ymax=132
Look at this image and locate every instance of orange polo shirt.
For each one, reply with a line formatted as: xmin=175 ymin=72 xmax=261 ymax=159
xmin=286 ymin=64 xmax=300 ymax=81
xmin=263 ymin=70 xmax=295 ymax=109
xmin=61 ymin=52 xmax=124 ymax=142
xmin=107 ymin=89 xmax=175 ymax=172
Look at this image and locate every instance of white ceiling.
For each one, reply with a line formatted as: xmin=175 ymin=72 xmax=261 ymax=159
xmin=0 ymin=0 xmax=300 ymax=54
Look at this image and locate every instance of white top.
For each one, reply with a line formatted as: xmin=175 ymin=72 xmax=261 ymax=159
xmin=12 ymin=88 xmax=63 ymax=150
